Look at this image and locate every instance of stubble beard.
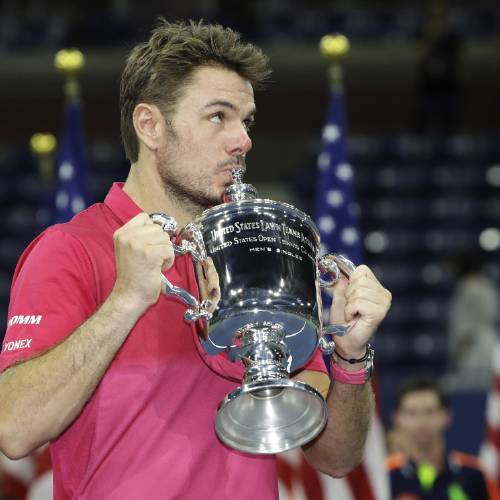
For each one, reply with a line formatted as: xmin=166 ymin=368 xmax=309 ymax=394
xmin=156 ymin=145 xmax=222 ymax=218
xmin=156 ymin=126 xmax=247 ymax=218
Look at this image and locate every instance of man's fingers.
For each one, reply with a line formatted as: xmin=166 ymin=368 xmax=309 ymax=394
xmin=156 ymin=245 xmax=175 ymax=271
xmin=122 ymin=224 xmax=171 ymax=245
xmin=329 ymin=264 xmax=391 ymax=326
xmin=344 ymin=296 xmax=390 ymax=324
xmin=114 ymin=213 xmax=157 ymax=243
xmin=115 ymin=216 xmax=175 ymax=271
xmin=201 ymin=258 xmax=221 ymax=298
xmin=345 ymin=285 xmax=386 ymax=304
xmin=330 ymin=274 xmax=349 ymax=296
xmin=345 ymin=281 xmax=392 ymax=302
xmin=348 ymin=264 xmax=381 ymax=287
xmin=124 ymin=212 xmax=154 ymax=227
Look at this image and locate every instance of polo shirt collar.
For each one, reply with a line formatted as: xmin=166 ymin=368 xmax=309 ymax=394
xmin=104 ymin=182 xmax=143 ymax=224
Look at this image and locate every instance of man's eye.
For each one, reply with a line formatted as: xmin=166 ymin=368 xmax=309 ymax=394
xmin=243 ymin=120 xmax=254 ymax=132
xmin=210 ymin=113 xmax=223 ymax=124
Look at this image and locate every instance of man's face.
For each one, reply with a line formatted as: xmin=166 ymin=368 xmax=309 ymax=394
xmin=156 ymin=65 xmax=255 ymax=212
xmin=393 ymin=390 xmax=450 ymax=451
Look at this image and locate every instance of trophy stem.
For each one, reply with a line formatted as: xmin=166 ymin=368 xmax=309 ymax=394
xmin=237 ymin=322 xmax=290 ymax=386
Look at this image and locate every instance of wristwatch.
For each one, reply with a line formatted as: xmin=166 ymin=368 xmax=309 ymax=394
xmin=330 ymin=344 xmax=374 ymax=384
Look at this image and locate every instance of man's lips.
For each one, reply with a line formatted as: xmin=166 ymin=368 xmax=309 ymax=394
xmin=220 ymin=167 xmax=241 ymax=180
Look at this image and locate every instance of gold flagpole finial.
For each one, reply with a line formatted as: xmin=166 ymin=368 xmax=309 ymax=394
xmin=54 ymin=48 xmax=85 ymax=100
xmin=30 ymin=133 xmax=57 ymax=155
xmin=319 ymin=34 xmax=350 ymax=59
xmin=54 ymin=48 xmax=85 ymax=73
xmin=30 ymin=133 xmax=57 ymax=185
xmin=319 ymin=34 xmax=350 ymax=87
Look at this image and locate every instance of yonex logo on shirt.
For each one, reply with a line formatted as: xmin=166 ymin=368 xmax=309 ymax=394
xmin=2 ymin=339 xmax=33 ymax=352
xmin=7 ymin=315 xmax=42 ymax=327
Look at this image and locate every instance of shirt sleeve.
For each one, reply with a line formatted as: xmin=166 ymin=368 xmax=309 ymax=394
xmin=0 ymin=226 xmax=98 ymax=373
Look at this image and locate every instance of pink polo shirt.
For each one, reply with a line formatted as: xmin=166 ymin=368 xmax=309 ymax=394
xmin=1 ymin=183 xmax=328 ymax=500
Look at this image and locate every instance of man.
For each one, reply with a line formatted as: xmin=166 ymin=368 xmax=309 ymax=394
xmin=0 ymin=20 xmax=391 ymax=499
xmin=387 ymin=378 xmax=497 ymax=499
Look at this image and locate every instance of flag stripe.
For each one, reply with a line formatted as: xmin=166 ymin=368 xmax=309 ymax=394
xmin=277 ymin=81 xmax=391 ymax=500
xmin=346 ymin=463 xmax=376 ymax=500
xmin=314 ymin=83 xmax=388 ymax=500
xmin=481 ymin=343 xmax=500 ymax=489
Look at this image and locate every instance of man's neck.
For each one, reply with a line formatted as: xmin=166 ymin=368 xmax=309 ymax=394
xmin=408 ymin=439 xmax=446 ymax=472
xmin=123 ymin=161 xmax=195 ymax=229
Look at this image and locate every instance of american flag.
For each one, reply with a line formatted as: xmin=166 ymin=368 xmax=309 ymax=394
xmin=480 ymin=342 xmax=500 ymax=490
xmin=0 ymin=97 xmax=89 ymax=500
xmin=313 ymin=85 xmax=362 ymax=266
xmin=51 ymin=98 xmax=90 ymax=224
xmin=277 ymin=82 xmax=390 ymax=500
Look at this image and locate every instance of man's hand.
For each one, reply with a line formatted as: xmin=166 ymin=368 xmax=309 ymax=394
xmin=196 ymin=258 xmax=221 ymax=309
xmin=112 ymin=213 xmax=175 ymax=312
xmin=328 ymin=265 xmax=391 ymax=359
xmin=302 ymin=265 xmax=389 ymax=476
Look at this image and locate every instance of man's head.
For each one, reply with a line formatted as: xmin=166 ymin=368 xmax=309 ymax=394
xmin=120 ymin=19 xmax=271 ymax=164
xmin=392 ymin=378 xmax=451 ymax=452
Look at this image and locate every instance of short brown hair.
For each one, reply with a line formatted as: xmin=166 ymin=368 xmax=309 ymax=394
xmin=120 ymin=19 xmax=271 ymax=162
xmin=395 ymin=378 xmax=449 ymax=410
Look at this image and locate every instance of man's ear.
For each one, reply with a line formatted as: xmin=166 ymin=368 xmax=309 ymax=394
xmin=132 ymin=103 xmax=165 ymax=153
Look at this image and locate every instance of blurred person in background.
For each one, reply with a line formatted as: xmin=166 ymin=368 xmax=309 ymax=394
xmin=446 ymin=253 xmax=499 ymax=390
xmin=414 ymin=0 xmax=462 ymax=134
xmin=386 ymin=378 xmax=498 ymax=499
xmin=0 ymin=19 xmax=392 ymax=499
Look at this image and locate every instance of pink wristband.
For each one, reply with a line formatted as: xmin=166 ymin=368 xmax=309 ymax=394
xmin=330 ymin=363 xmax=369 ymax=384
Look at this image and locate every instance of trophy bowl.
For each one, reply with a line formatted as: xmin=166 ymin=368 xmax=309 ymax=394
xmin=151 ymin=169 xmax=355 ymax=454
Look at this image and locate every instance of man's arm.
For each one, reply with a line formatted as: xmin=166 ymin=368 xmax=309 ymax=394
xmin=299 ymin=371 xmax=373 ymax=477
xmin=299 ymin=265 xmax=391 ymax=477
xmin=0 ymin=213 xmax=173 ymax=459
xmin=0 ymin=291 xmax=145 ymax=459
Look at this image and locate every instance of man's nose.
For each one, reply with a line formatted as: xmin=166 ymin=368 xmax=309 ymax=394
xmin=225 ymin=126 xmax=252 ymax=157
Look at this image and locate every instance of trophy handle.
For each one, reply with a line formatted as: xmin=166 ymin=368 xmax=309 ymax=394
xmin=317 ymin=253 xmax=356 ymax=351
xmin=318 ymin=253 xmax=355 ymax=287
xmin=150 ymin=213 xmax=212 ymax=322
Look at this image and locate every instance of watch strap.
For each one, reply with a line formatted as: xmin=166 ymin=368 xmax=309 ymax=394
xmin=330 ymin=344 xmax=374 ymax=384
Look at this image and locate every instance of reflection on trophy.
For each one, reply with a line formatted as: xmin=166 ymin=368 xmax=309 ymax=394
xmin=151 ymin=168 xmax=355 ymax=454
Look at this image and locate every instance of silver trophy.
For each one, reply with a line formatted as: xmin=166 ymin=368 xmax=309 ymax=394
xmin=151 ymin=168 xmax=355 ymax=454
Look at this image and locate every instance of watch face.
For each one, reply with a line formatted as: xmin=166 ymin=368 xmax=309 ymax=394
xmin=366 ymin=345 xmax=375 ymax=380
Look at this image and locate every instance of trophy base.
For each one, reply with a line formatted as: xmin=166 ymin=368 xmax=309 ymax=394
xmin=215 ymin=379 xmax=327 ymax=454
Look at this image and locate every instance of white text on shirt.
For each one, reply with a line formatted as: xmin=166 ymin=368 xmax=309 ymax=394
xmin=7 ymin=315 xmax=42 ymax=327
xmin=2 ymin=339 xmax=33 ymax=352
